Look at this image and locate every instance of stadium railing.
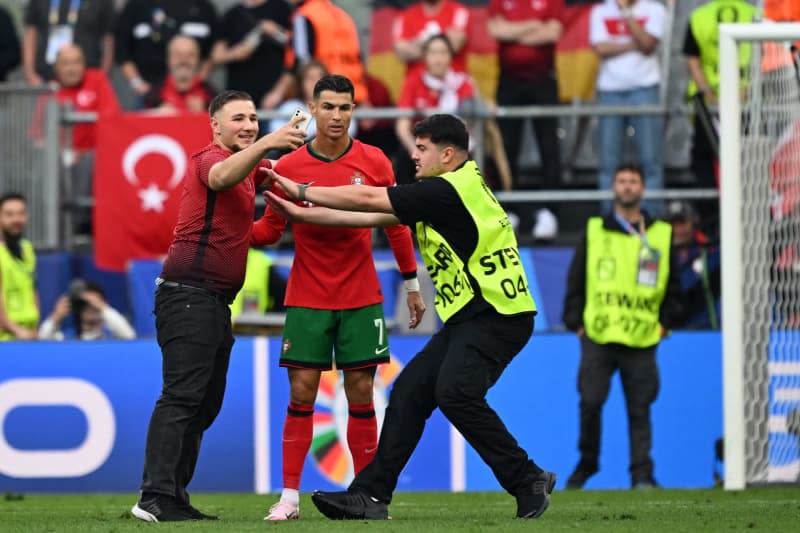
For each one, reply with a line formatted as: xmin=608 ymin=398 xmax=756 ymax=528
xmin=0 ymin=96 xmax=720 ymax=249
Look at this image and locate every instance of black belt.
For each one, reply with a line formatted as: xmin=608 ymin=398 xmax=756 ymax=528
xmin=157 ymin=279 xmax=233 ymax=305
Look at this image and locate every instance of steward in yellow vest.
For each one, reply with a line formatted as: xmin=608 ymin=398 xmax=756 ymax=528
xmin=230 ymin=248 xmax=280 ymax=321
xmin=562 ymin=163 xmax=683 ymax=490
xmin=264 ymin=114 xmax=554 ymax=521
xmin=684 ymin=0 xmax=758 ymax=100
xmin=0 ymin=193 xmax=39 ymax=341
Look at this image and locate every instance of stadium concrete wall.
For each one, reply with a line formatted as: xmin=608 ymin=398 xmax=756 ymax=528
xmin=0 ymin=332 xmax=721 ymax=492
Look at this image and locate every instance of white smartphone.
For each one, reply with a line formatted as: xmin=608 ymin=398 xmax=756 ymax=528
xmin=293 ymin=108 xmax=312 ymax=132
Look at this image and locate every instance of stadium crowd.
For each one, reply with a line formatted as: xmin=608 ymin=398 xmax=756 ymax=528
xmin=3 ymin=0 xmax=775 ymax=233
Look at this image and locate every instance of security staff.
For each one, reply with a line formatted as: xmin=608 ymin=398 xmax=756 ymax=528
xmin=0 ymin=193 xmax=39 ymax=341
xmin=229 ymin=248 xmax=286 ymax=320
xmin=263 ymin=114 xmax=556 ymax=521
xmin=683 ymin=0 xmax=757 ymax=189
xmin=562 ymin=163 xmax=683 ymax=489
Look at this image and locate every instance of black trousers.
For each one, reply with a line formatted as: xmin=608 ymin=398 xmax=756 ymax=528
xmin=495 ymin=74 xmax=562 ymax=190
xmin=351 ymin=310 xmax=541 ymax=502
xmin=576 ymin=337 xmax=659 ymax=482
xmin=140 ymin=285 xmax=234 ymax=501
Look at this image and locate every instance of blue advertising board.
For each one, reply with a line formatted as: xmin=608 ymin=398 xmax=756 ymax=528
xmin=0 ymin=332 xmax=722 ymax=493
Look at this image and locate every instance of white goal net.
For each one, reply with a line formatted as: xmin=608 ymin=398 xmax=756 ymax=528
xmin=720 ymin=23 xmax=800 ymax=489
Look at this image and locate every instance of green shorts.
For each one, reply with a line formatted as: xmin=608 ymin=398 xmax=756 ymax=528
xmin=280 ymin=304 xmax=389 ymax=370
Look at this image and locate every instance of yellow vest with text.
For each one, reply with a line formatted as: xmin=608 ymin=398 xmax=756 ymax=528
xmin=0 ymin=239 xmax=39 ymax=340
xmin=583 ymin=217 xmax=671 ymax=348
xmin=230 ymin=249 xmax=273 ymax=320
xmin=416 ymin=161 xmax=536 ymax=323
xmin=686 ymin=0 xmax=758 ymax=98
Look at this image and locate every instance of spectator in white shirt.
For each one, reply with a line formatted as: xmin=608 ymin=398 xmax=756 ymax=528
xmin=590 ymin=0 xmax=665 ymax=213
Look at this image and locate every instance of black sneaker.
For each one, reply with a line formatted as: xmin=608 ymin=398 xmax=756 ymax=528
xmin=566 ymin=463 xmax=598 ymax=490
xmin=311 ymin=489 xmax=389 ymax=520
xmin=516 ymin=471 xmax=557 ymax=519
xmin=181 ymin=503 xmax=219 ymax=520
xmin=131 ymin=494 xmax=195 ymax=522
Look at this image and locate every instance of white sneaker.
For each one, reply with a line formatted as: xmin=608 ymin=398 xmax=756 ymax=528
xmin=532 ymin=208 xmax=558 ymax=240
xmin=264 ymin=499 xmax=300 ymax=521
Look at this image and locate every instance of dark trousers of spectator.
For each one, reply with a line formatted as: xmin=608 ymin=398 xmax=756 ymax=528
xmin=140 ymin=285 xmax=234 ymax=502
xmin=576 ymin=336 xmax=659 ymax=483
xmin=496 ymin=74 xmax=562 ymax=190
xmin=350 ymin=310 xmax=542 ymax=502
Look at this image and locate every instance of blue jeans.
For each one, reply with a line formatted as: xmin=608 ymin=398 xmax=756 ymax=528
xmin=597 ymin=85 xmax=663 ymax=214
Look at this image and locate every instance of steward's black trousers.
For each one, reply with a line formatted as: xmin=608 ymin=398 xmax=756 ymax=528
xmin=140 ymin=285 xmax=234 ymax=502
xmin=577 ymin=336 xmax=659 ymax=482
xmin=351 ymin=309 xmax=543 ymax=502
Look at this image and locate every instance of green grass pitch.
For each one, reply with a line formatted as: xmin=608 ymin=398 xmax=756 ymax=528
xmin=2 ymin=488 xmax=799 ymax=532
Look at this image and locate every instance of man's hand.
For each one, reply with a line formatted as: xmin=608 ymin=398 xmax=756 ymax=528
xmin=263 ymin=168 xmax=303 ymax=199
xmin=80 ymin=291 xmax=108 ymax=311
xmin=264 ymin=190 xmax=305 ymax=221
xmin=50 ymin=295 xmax=71 ymax=324
xmin=406 ymin=291 xmax=426 ymax=329
xmin=262 ymin=116 xmax=306 ymax=152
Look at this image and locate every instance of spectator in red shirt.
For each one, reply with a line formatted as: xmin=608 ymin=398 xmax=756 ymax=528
xmin=144 ymin=36 xmax=216 ymax=113
xmin=50 ymin=43 xmax=119 ymax=151
xmin=36 ymin=44 xmax=119 ymax=233
xmin=488 ymin=0 xmax=564 ymax=238
xmin=393 ymin=0 xmax=470 ymax=79
xmin=395 ymin=34 xmax=477 ymax=183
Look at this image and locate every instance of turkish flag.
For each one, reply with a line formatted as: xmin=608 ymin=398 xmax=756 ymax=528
xmin=93 ymin=112 xmax=210 ymax=271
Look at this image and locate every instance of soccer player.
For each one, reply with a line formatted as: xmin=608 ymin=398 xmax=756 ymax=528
xmin=131 ymin=90 xmax=305 ymax=522
xmin=265 ymin=114 xmax=555 ymax=521
xmin=251 ymin=74 xmax=425 ymax=521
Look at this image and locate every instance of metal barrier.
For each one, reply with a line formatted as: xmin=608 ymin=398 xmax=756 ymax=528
xmin=53 ymin=103 xmax=719 ymax=247
xmin=0 ymin=84 xmax=60 ymax=249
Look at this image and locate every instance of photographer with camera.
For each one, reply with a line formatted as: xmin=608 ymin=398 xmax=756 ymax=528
xmin=38 ymin=279 xmax=136 ymax=341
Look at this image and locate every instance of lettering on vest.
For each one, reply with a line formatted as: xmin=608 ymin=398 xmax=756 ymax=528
xmin=427 ymin=243 xmax=456 ymax=280
xmin=478 ymin=247 xmax=521 ymax=275
xmin=593 ymin=290 xmax=660 ymax=314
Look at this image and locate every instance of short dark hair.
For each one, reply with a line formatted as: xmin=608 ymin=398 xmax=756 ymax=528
xmin=0 ymin=192 xmax=26 ymax=210
xmin=313 ymin=74 xmax=354 ymax=100
xmin=412 ymin=114 xmax=469 ymax=152
xmin=423 ymin=33 xmax=455 ymax=57
xmin=208 ymin=90 xmax=253 ymax=116
xmin=613 ymin=162 xmax=644 ymax=182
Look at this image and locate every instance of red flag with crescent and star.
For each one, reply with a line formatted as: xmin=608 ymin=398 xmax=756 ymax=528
xmin=93 ymin=112 xmax=210 ymax=271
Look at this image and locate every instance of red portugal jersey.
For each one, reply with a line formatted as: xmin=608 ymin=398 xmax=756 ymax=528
xmin=488 ymin=0 xmax=564 ymax=80
xmin=253 ymin=139 xmax=417 ymax=309
xmin=161 ymin=142 xmax=267 ymax=298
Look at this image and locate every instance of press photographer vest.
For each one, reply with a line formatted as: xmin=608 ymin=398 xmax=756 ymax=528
xmin=583 ymin=217 xmax=671 ymax=348
xmin=0 ymin=239 xmax=39 ymax=340
xmin=416 ymin=161 xmax=536 ymax=323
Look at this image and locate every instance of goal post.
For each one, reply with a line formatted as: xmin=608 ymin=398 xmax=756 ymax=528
xmin=719 ymin=22 xmax=800 ymax=490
